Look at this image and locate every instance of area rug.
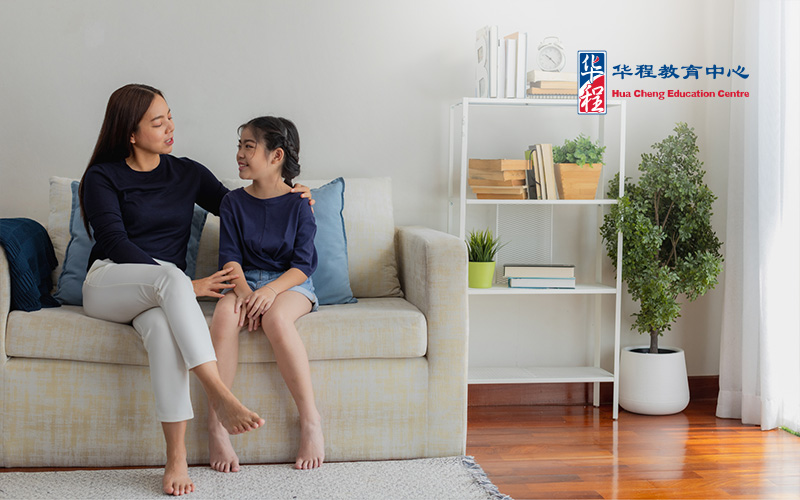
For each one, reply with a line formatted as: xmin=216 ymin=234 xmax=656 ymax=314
xmin=0 ymin=456 xmax=512 ymax=500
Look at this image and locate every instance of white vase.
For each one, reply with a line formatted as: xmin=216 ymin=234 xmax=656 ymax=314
xmin=619 ymin=346 xmax=690 ymax=415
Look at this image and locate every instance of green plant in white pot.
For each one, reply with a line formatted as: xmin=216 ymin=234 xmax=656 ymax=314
xmin=466 ymin=229 xmax=505 ymax=288
xmin=600 ymin=122 xmax=723 ymax=415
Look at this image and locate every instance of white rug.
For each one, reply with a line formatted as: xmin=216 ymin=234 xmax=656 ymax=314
xmin=0 ymin=456 xmax=511 ymax=500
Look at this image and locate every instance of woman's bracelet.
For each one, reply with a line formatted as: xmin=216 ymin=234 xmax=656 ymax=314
xmin=265 ymin=285 xmax=278 ymax=296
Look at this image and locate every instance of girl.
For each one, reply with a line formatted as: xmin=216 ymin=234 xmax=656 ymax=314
xmin=207 ymin=116 xmax=324 ymax=472
xmin=80 ymin=84 xmax=314 ymax=495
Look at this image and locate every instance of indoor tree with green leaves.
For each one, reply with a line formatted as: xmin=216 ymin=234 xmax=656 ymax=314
xmin=601 ymin=123 xmax=723 ymax=354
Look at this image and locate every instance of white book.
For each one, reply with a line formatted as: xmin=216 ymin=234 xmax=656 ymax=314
xmin=508 ymin=277 xmax=576 ymax=288
xmin=516 ymin=33 xmax=527 ymax=99
xmin=527 ymin=69 xmax=578 ymax=84
xmin=504 ymin=37 xmax=517 ymax=98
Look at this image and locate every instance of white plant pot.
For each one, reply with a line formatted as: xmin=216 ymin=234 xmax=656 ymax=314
xmin=619 ymin=346 xmax=690 ymax=415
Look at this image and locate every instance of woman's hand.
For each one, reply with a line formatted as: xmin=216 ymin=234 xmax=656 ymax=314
xmin=291 ymin=183 xmax=315 ymax=209
xmin=192 ymin=267 xmax=238 ymax=298
xmin=246 ymin=285 xmax=278 ymax=319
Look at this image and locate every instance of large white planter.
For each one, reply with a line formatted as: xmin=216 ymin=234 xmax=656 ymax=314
xmin=619 ymin=346 xmax=690 ymax=415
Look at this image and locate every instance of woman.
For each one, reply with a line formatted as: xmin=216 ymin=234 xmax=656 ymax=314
xmin=79 ymin=84 xmax=313 ymax=496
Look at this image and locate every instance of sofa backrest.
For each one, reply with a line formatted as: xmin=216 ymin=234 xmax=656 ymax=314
xmin=47 ymin=176 xmax=402 ymax=299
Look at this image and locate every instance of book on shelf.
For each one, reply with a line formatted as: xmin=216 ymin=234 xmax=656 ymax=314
xmin=468 ymin=168 xmax=527 ymax=181
xmin=524 ymin=148 xmax=540 ymax=199
xmin=507 ymin=277 xmax=576 ymax=288
xmin=477 ymin=192 xmax=527 ymax=200
xmin=535 ymin=145 xmax=547 ymax=199
xmin=468 ymin=159 xmax=530 ymax=171
xmin=532 ymin=81 xmax=578 ymax=91
xmin=527 ymin=69 xmax=578 ymax=84
xmin=503 ymin=264 xmax=575 ymax=279
xmin=527 ymin=87 xmax=578 ymax=96
xmin=468 ymin=178 xmax=526 ymax=187
xmin=524 ymin=144 xmax=558 ymax=200
xmin=470 ymin=185 xmax=528 ymax=195
xmin=541 ymin=143 xmax=558 ymax=200
xmin=504 ymin=34 xmax=517 ymax=98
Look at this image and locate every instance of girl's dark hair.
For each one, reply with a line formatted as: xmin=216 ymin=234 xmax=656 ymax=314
xmin=78 ymin=84 xmax=164 ymax=235
xmin=239 ymin=116 xmax=301 ymax=186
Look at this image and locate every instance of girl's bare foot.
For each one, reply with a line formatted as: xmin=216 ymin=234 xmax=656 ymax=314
xmin=163 ymin=453 xmax=195 ymax=496
xmin=210 ymin=393 xmax=265 ymax=435
xmin=208 ymin=422 xmax=240 ymax=473
xmin=295 ymin=419 xmax=325 ymax=470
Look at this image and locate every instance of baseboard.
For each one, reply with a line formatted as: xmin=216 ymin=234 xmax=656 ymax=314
xmin=468 ymin=375 xmax=719 ymax=407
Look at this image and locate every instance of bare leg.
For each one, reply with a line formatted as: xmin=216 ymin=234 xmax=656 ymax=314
xmin=207 ymin=292 xmax=242 ymax=472
xmin=192 ymin=360 xmax=264 ymax=434
xmin=162 ymin=421 xmax=195 ymax=496
xmin=260 ymin=292 xmax=324 ymax=469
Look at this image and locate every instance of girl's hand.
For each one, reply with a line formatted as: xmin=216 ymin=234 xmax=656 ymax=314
xmin=246 ymin=285 xmax=278 ymax=319
xmin=192 ymin=267 xmax=238 ymax=298
xmin=291 ymin=183 xmax=315 ymax=209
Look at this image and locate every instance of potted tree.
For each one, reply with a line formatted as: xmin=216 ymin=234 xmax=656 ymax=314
xmin=466 ymin=229 xmax=505 ymax=288
xmin=552 ymin=134 xmax=606 ymax=199
xmin=600 ymin=123 xmax=723 ymax=415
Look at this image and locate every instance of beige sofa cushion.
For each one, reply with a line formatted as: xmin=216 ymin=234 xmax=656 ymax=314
xmin=48 ymin=177 xmax=74 ymax=286
xmin=6 ymin=298 xmax=426 ymax=365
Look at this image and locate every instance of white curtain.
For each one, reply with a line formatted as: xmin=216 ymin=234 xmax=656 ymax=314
xmin=717 ymin=0 xmax=800 ymax=431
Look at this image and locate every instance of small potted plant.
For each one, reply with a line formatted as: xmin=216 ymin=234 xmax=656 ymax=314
xmin=466 ymin=229 xmax=505 ymax=288
xmin=600 ymin=122 xmax=723 ymax=415
xmin=552 ymin=134 xmax=606 ymax=199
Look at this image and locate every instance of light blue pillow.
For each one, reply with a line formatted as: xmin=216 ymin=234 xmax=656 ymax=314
xmin=53 ymin=181 xmax=208 ymax=305
xmin=311 ymin=178 xmax=357 ymax=305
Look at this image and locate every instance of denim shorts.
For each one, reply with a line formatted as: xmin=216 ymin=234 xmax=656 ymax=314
xmin=243 ymin=269 xmax=318 ymax=312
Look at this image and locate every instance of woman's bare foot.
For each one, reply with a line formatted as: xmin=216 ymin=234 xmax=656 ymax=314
xmin=295 ymin=419 xmax=325 ymax=470
xmin=208 ymin=422 xmax=240 ymax=473
xmin=210 ymin=393 xmax=265 ymax=435
xmin=163 ymin=452 xmax=195 ymax=496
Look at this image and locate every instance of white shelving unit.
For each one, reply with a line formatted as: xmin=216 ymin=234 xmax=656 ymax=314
xmin=447 ymin=97 xmax=626 ymax=419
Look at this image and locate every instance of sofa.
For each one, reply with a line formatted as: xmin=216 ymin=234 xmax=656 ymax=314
xmin=0 ymin=176 xmax=468 ymax=467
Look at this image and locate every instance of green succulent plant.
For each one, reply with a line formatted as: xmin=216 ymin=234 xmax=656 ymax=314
xmin=600 ymin=123 xmax=723 ymax=354
xmin=553 ymin=134 xmax=606 ymax=166
xmin=466 ymin=229 xmax=506 ymax=262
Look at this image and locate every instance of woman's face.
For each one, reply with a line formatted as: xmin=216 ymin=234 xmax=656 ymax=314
xmin=236 ymin=127 xmax=282 ymax=180
xmin=130 ymin=95 xmax=174 ymax=156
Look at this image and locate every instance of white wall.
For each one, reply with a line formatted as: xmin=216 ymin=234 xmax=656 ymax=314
xmin=0 ymin=0 xmax=737 ymax=376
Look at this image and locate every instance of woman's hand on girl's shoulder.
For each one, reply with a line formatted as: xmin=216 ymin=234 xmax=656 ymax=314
xmin=291 ymin=183 xmax=315 ymax=211
xmin=192 ymin=267 xmax=238 ymax=298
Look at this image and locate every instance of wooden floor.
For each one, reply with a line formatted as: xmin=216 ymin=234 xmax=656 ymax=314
xmin=467 ymin=399 xmax=800 ymax=499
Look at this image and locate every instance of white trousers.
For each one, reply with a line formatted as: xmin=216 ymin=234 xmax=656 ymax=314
xmin=82 ymin=259 xmax=217 ymax=422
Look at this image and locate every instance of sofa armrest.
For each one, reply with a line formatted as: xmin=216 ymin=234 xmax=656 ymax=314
xmin=0 ymin=246 xmax=9 ymax=360
xmin=395 ymin=226 xmax=468 ymax=456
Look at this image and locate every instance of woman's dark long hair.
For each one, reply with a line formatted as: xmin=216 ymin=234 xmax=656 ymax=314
xmin=78 ymin=84 xmax=164 ymax=235
xmin=239 ymin=116 xmax=301 ymax=187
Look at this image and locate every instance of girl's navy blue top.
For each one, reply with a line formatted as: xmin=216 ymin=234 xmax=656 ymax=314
xmin=83 ymin=155 xmax=228 ymax=271
xmin=218 ymin=187 xmax=317 ymax=278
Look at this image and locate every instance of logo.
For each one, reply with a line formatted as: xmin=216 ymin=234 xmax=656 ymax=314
xmin=578 ymin=51 xmax=607 ymax=115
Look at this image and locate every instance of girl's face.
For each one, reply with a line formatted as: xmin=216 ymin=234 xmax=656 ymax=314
xmin=236 ymin=127 xmax=282 ymax=180
xmin=130 ymin=95 xmax=174 ymax=156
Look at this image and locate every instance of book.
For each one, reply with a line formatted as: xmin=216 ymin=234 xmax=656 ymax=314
xmin=535 ymin=145 xmax=547 ymax=199
xmin=468 ymin=168 xmax=527 ymax=181
xmin=532 ymin=81 xmax=578 ymax=90
xmin=524 ymin=147 xmax=540 ymax=199
xmin=527 ymin=87 xmax=578 ymax=96
xmin=504 ymin=35 xmax=517 ymax=98
xmin=527 ymin=69 xmax=578 ymax=83
xmin=507 ymin=277 xmax=576 ymax=288
xmin=475 ymin=26 xmax=499 ymax=98
xmin=470 ymin=186 xmax=528 ymax=195
xmin=477 ymin=193 xmax=527 ymax=200
xmin=468 ymin=178 xmax=526 ymax=187
xmin=541 ymin=143 xmax=558 ymax=199
xmin=503 ymin=264 xmax=576 ymax=278
xmin=468 ymin=159 xmax=530 ymax=171
xmin=515 ymin=32 xmax=527 ymax=99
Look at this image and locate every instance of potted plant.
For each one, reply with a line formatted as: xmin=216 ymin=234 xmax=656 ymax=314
xmin=600 ymin=122 xmax=723 ymax=415
xmin=552 ymin=134 xmax=606 ymax=199
xmin=466 ymin=229 xmax=505 ymax=288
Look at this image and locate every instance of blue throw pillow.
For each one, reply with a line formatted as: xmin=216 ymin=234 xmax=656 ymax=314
xmin=311 ymin=178 xmax=357 ymax=305
xmin=53 ymin=181 xmax=208 ymax=305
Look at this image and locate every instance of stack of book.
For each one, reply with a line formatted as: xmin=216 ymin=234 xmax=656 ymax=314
xmin=524 ymin=144 xmax=558 ymax=200
xmin=468 ymin=159 xmax=530 ymax=200
xmin=504 ymin=264 xmax=576 ymax=288
xmin=526 ymin=70 xmax=578 ymax=98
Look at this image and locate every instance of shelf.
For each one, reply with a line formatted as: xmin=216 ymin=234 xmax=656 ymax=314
xmin=462 ymin=199 xmax=618 ymax=206
xmin=469 ymin=283 xmax=617 ymax=295
xmin=469 ymin=366 xmax=614 ymax=384
xmin=453 ymin=98 xmax=625 ymax=108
